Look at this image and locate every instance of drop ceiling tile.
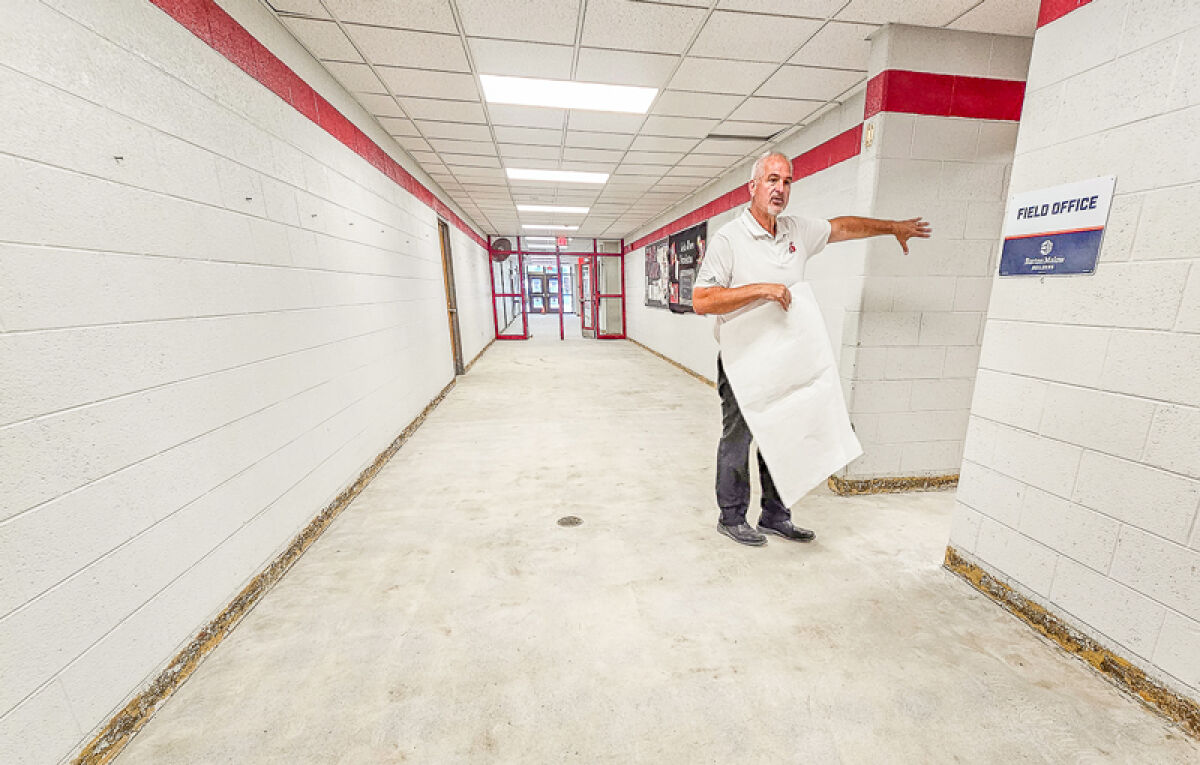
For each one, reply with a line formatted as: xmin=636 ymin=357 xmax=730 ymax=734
xmin=717 ymin=0 xmax=846 ymax=15
xmin=575 ymin=48 xmax=678 ymax=88
xmin=713 ymin=120 xmax=791 ymax=138
xmin=469 ymin=39 xmax=574 ymax=79
xmin=488 ymin=105 xmax=567 ymax=130
xmin=947 ymin=0 xmax=1039 ymax=37
xmin=567 ymin=111 xmax=645 ymax=134
xmin=443 ymin=154 xmax=502 ymax=169
xmin=346 ymin=26 xmax=469 ymax=71
xmin=452 ymin=166 xmax=507 ymax=179
xmin=628 ymin=135 xmax=700 ymax=152
xmin=790 ymin=21 xmax=876 ymax=70
xmin=323 ymin=61 xmax=384 ymax=92
xmin=272 ymin=0 xmax=331 ymax=17
xmin=667 ymin=164 xmax=723 ymax=176
xmin=378 ymin=67 xmax=480 ymax=100
xmin=651 ymin=90 xmax=742 ymax=119
xmin=378 ymin=116 xmax=419 ymax=136
xmin=498 ymin=144 xmax=562 ymax=159
xmin=408 ymin=149 xmax=440 ymax=164
xmin=357 ymin=92 xmax=405 ymax=117
xmin=493 ymin=126 xmax=563 ymax=145
xmin=397 ymin=97 xmax=487 ymax=123
xmin=281 ymin=18 xmax=361 ymax=61
xmin=581 ymin=0 xmax=708 ymax=55
xmin=416 ymin=121 xmax=493 ymax=141
xmin=640 ymin=115 xmax=718 ymax=137
xmin=562 ymin=147 xmax=625 ymax=163
xmin=560 ymin=161 xmax=618 ymax=173
xmin=677 ymin=152 xmax=739 ymax=166
xmin=756 ymin=66 xmax=864 ymax=100
xmin=565 ymin=131 xmax=635 ymax=150
xmin=615 ymin=164 xmax=671 ymax=176
xmin=836 ymin=0 xmax=978 ymax=26
xmin=692 ymin=137 xmax=765 ymax=154
xmin=690 ymin=11 xmax=823 ymax=62
xmin=669 ymin=58 xmax=776 ymax=95
xmin=427 ymin=138 xmax=497 ymax=155
xmin=456 ymin=0 xmax=579 ymax=44
xmin=324 ymin=0 xmax=458 ymax=32
xmin=727 ymin=96 xmax=823 ymax=124
xmin=623 ymin=151 xmax=684 ymax=165
xmin=504 ymin=158 xmax=562 ymax=171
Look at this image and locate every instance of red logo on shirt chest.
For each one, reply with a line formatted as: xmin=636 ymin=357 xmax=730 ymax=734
xmin=789 ymin=241 xmax=796 ymax=253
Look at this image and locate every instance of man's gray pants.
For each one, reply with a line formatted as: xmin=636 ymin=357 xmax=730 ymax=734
xmin=716 ymin=356 xmax=791 ymax=527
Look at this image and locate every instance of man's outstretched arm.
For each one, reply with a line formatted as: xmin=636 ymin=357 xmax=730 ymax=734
xmin=828 ymin=216 xmax=932 ymax=253
xmin=693 ymin=283 xmax=791 ymax=315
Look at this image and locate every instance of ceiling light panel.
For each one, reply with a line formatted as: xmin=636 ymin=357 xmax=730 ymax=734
xmin=506 ymin=168 xmax=610 ymax=184
xmin=522 ymin=224 xmax=580 ymax=230
xmin=481 ymin=75 xmax=656 ymax=114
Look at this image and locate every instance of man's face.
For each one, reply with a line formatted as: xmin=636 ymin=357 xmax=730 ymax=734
xmin=750 ymin=155 xmax=792 ymax=217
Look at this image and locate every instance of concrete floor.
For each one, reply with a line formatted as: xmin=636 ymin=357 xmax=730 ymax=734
xmin=116 ymin=337 xmax=1198 ymax=764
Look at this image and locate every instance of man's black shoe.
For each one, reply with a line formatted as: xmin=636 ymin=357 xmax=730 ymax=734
xmin=756 ymin=519 xmax=816 ymax=542
xmin=717 ymin=522 xmax=767 ymax=546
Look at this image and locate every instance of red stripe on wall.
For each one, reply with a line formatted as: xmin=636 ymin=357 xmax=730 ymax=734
xmin=1038 ymin=0 xmax=1094 ymax=27
xmin=624 ymin=125 xmax=863 ymax=253
xmin=148 ymin=0 xmax=487 ymax=248
xmin=864 ymin=70 xmax=1025 ymax=121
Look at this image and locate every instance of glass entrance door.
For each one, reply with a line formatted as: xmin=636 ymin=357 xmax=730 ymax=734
xmin=578 ymin=257 xmax=595 ymax=339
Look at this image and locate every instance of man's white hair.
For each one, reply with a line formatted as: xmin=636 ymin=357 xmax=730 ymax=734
xmin=749 ymin=150 xmax=789 ymax=183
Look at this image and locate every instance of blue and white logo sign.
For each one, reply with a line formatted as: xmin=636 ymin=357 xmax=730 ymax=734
xmin=999 ymin=175 xmax=1116 ymax=276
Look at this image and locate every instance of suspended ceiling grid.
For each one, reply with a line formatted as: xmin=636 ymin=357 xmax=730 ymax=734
xmin=264 ymin=0 xmax=1038 ymax=239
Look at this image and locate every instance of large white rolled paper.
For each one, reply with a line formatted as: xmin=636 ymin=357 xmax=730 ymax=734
xmin=718 ymin=282 xmax=862 ymax=506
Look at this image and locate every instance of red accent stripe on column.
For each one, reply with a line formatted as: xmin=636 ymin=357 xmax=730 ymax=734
xmin=148 ymin=0 xmax=487 ymax=248
xmin=1038 ymin=0 xmax=1094 ymax=27
xmin=864 ymin=70 xmax=1025 ymax=121
xmin=624 ymin=125 xmax=863 ymax=253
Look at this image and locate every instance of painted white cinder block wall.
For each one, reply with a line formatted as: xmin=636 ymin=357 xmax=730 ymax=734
xmin=845 ymin=25 xmax=1031 ymax=479
xmin=949 ymin=0 xmax=1200 ymax=701
xmin=0 ymin=1 xmax=490 ymax=761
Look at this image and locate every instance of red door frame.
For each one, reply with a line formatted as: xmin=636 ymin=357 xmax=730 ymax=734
xmin=488 ymin=237 xmax=625 ymax=341
xmin=488 ymin=235 xmax=528 ymax=340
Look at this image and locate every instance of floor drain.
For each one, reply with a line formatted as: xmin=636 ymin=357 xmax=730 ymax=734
xmin=557 ymin=516 xmax=583 ymax=527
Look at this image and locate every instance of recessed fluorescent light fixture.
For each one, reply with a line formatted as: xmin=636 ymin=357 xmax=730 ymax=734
xmin=522 ymin=236 xmax=556 ymax=242
xmin=507 ymin=168 xmax=609 ymax=184
xmin=517 ymin=204 xmax=590 ymax=214
xmin=524 ymin=243 xmax=560 ymax=250
xmin=522 ymin=224 xmax=578 ymax=231
xmin=480 ymin=74 xmax=656 ymax=113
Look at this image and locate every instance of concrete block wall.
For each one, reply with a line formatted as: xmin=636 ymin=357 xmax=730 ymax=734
xmin=949 ymin=0 xmax=1200 ymax=701
xmin=0 ymin=0 xmax=490 ymax=761
xmin=845 ymin=25 xmax=1032 ymax=479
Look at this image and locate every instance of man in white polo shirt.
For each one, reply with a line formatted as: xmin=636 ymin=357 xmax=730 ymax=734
xmin=693 ymin=151 xmax=930 ymax=547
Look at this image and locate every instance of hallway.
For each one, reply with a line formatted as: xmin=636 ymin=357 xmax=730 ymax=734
xmin=115 ymin=341 xmax=1196 ymax=763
